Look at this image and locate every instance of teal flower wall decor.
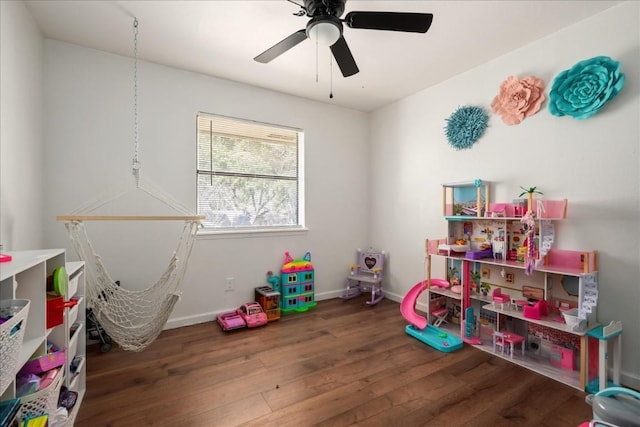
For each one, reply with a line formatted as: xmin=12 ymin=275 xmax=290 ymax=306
xmin=548 ymin=56 xmax=625 ymax=120
xmin=444 ymin=106 xmax=488 ymax=150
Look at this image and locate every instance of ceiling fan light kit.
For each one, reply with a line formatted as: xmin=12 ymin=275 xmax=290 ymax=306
xmin=254 ymin=0 xmax=434 ymax=78
xmin=307 ymin=16 xmax=342 ymax=46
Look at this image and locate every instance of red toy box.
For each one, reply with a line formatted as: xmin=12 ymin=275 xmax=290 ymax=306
xmin=46 ymin=294 xmax=78 ymax=329
xmin=46 ymin=295 xmax=64 ymax=329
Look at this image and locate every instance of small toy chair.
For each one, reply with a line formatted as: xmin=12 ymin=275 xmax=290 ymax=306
xmin=431 ymin=307 xmax=449 ymax=327
xmin=512 ymin=300 xmax=528 ymax=311
xmin=493 ymin=331 xmax=506 ymax=355
xmin=492 ymin=288 xmax=511 ymax=310
xmin=493 ymin=330 xmax=525 ymax=358
xmin=340 ymin=247 xmax=385 ymax=305
xmin=523 ymin=299 xmax=549 ymax=320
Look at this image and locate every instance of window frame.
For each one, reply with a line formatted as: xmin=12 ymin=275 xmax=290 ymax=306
xmin=196 ymin=112 xmax=306 ymax=235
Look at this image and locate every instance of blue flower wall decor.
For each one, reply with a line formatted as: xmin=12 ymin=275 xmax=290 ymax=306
xmin=444 ymin=106 xmax=488 ymax=150
xmin=548 ymin=56 xmax=625 ymax=120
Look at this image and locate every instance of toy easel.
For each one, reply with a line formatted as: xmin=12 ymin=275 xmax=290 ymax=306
xmin=586 ymin=321 xmax=623 ymax=393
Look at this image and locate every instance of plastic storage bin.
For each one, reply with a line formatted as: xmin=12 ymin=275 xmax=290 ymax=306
xmin=69 ymin=323 xmax=83 ymax=361
xmin=67 ymin=274 xmax=79 ymax=299
xmin=0 ymin=299 xmax=30 ymax=394
xmin=67 ymin=301 xmax=79 ymax=326
xmin=17 ymin=369 xmax=63 ymax=422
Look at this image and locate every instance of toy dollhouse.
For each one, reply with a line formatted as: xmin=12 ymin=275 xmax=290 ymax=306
xmin=415 ymin=179 xmax=608 ymax=391
xmin=279 ymin=251 xmax=317 ymax=314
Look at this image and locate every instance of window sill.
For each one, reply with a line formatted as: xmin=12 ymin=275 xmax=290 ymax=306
xmin=197 ymin=226 xmax=309 ymax=240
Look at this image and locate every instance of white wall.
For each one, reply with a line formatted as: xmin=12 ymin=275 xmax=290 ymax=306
xmin=3 ymin=0 xmax=638 ymax=390
xmin=41 ymin=40 xmax=370 ymax=327
xmin=370 ymin=2 xmax=640 ymax=388
xmin=0 ymin=0 xmax=45 ymax=250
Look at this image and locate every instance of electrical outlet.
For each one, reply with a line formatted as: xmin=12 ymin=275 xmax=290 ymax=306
xmin=224 ymin=277 xmax=234 ymax=292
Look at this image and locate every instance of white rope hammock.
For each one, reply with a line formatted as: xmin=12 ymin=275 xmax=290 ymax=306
xmin=57 ymin=18 xmax=203 ymax=351
xmin=59 ymin=177 xmax=202 ymax=352
xmin=65 ymin=219 xmax=199 ymax=351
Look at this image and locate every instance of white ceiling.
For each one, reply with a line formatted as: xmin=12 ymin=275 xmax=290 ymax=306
xmin=24 ymin=0 xmax=623 ymax=112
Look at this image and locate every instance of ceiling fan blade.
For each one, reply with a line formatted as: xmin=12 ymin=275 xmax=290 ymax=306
xmin=330 ymin=36 xmax=359 ymax=77
xmin=344 ymin=11 xmax=434 ymax=33
xmin=254 ymin=29 xmax=307 ymax=63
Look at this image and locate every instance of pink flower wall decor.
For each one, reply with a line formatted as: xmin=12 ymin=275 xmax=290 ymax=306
xmin=491 ymin=76 xmax=546 ymax=125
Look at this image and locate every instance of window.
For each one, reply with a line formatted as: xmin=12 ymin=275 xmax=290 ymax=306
xmin=197 ymin=113 xmax=304 ymax=230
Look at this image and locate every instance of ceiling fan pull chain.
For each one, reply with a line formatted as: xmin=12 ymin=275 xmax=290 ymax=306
xmin=315 ymin=27 xmax=319 ymax=83
xmin=329 ymin=54 xmax=333 ymax=99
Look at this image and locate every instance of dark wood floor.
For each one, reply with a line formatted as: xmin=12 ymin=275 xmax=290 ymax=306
xmin=77 ymin=297 xmax=593 ymax=426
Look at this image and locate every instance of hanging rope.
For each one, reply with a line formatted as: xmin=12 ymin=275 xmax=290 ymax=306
xmin=59 ymin=17 xmax=202 ymax=351
xmin=132 ymin=17 xmax=141 ymax=187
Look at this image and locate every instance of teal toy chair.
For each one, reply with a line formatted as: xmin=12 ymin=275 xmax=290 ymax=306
xmin=340 ymin=247 xmax=385 ymax=305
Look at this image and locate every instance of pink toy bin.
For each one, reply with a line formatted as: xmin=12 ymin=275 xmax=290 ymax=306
xmin=19 ymin=346 xmax=66 ymax=376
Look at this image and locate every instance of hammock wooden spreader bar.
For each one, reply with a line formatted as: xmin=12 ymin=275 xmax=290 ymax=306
xmin=56 ymin=215 xmax=205 ymax=221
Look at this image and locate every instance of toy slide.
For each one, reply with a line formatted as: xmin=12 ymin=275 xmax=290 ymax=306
xmin=401 ymin=281 xmax=463 ymax=353
xmin=400 ymin=281 xmax=429 ymax=329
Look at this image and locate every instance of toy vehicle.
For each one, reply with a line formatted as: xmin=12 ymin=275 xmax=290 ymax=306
xmin=217 ymin=311 xmax=246 ymax=331
xmin=237 ymin=302 xmax=268 ymax=328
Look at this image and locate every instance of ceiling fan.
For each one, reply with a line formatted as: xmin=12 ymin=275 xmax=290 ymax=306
xmin=254 ymin=0 xmax=434 ymax=77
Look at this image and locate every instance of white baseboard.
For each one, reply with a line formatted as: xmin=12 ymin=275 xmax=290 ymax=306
xmin=165 ymin=290 xmax=345 ymax=330
xmin=315 ymin=290 xmax=344 ymax=301
xmin=619 ymin=371 xmax=640 ymax=392
xmin=165 ymin=311 xmax=217 ymax=330
xmin=166 ymin=288 xmax=401 ymax=329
